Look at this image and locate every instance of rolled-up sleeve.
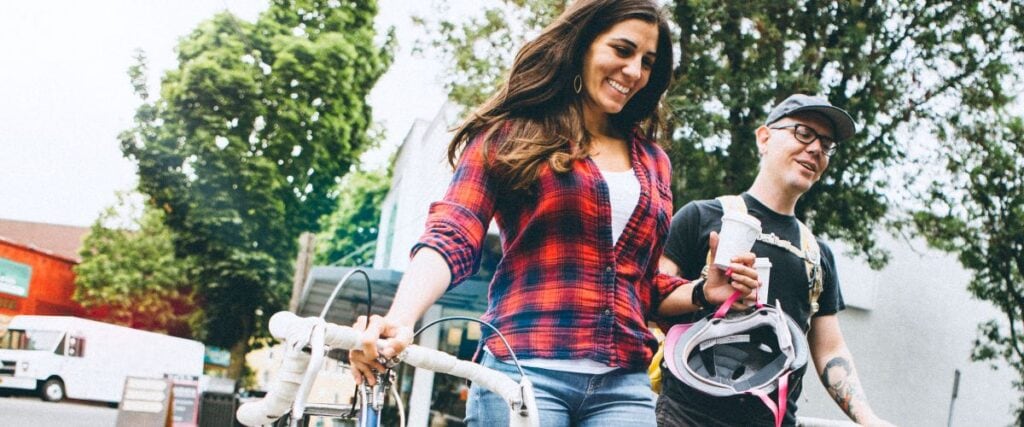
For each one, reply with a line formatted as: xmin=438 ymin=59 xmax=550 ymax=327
xmin=653 ymin=272 xmax=687 ymax=306
xmin=411 ymin=135 xmax=498 ymax=288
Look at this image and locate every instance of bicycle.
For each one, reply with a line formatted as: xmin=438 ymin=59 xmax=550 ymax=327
xmin=235 ymin=269 xmax=540 ymax=427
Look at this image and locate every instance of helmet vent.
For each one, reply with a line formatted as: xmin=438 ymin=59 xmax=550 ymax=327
xmin=731 ymin=365 xmax=747 ymax=380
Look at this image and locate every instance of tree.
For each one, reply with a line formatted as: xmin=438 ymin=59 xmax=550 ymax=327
xmin=416 ymin=0 xmax=1019 ymax=268
xmin=315 ymin=167 xmax=391 ymax=266
xmin=120 ymin=0 xmax=393 ymax=377
xmin=74 ymin=193 xmax=197 ymax=338
xmin=913 ymin=98 xmax=1024 ymax=420
xmin=412 ymin=0 xmax=566 ymax=108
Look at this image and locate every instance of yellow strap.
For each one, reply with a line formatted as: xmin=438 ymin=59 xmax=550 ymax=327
xmin=648 ymin=344 xmax=664 ymax=394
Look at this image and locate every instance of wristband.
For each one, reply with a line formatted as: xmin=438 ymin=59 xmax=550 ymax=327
xmin=690 ymin=277 xmax=709 ymax=309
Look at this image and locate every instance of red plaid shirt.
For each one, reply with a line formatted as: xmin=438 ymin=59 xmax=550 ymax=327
xmin=413 ymin=128 xmax=685 ymax=371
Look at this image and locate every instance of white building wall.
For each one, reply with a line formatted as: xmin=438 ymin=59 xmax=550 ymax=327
xmin=798 ymin=234 xmax=1016 ymax=426
xmin=374 ymin=103 xmax=462 ymax=272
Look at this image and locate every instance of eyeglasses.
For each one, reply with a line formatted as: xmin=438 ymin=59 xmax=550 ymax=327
xmin=769 ymin=124 xmax=837 ymax=157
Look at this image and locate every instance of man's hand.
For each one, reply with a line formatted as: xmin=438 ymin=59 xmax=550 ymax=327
xmin=704 ymin=231 xmax=759 ymax=310
xmin=348 ymin=314 xmax=413 ymax=386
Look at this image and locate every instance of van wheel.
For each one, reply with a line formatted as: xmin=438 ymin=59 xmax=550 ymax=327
xmin=40 ymin=378 xmax=65 ymax=402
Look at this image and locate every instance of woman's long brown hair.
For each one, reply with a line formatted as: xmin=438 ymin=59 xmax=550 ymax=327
xmin=446 ymin=0 xmax=674 ymax=192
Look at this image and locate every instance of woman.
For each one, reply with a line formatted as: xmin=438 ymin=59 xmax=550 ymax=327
xmin=350 ymin=0 xmax=759 ymax=425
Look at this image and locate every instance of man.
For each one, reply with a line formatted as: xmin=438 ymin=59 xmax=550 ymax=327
xmin=654 ymin=94 xmax=894 ymax=426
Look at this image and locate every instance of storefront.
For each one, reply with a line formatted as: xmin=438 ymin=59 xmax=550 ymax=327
xmin=0 ymin=220 xmax=90 ymax=331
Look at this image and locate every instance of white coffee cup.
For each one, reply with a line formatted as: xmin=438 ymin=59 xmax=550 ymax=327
xmin=713 ymin=212 xmax=762 ymax=270
xmin=754 ymin=257 xmax=772 ymax=305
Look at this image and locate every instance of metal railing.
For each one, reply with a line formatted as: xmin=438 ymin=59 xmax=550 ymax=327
xmin=798 ymin=416 xmax=859 ymax=427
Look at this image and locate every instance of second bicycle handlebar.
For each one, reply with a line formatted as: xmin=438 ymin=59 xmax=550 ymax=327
xmin=236 ymin=311 xmax=540 ymax=427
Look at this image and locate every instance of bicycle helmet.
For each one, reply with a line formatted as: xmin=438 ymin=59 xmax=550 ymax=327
xmin=662 ymin=293 xmax=808 ymax=426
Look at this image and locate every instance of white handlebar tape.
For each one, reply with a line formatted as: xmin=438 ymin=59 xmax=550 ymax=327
xmin=403 ymin=346 xmax=523 ymax=404
xmin=236 ymin=350 xmax=311 ymax=426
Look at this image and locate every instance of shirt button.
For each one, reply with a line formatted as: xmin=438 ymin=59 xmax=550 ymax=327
xmin=604 ymin=308 xmax=612 ymax=315
xmin=605 ymin=266 xmax=613 ymax=272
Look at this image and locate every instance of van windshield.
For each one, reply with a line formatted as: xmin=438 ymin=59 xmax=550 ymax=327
xmin=0 ymin=329 xmax=64 ymax=351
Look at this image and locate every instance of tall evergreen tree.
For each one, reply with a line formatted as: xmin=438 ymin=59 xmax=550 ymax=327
xmin=120 ymin=0 xmax=393 ymax=377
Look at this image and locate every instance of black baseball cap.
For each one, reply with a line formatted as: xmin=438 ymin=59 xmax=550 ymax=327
xmin=765 ymin=94 xmax=856 ymax=142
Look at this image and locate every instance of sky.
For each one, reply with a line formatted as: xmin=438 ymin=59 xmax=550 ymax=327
xmin=0 ymin=0 xmax=453 ymax=227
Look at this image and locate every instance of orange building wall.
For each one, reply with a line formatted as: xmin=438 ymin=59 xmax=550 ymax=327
xmin=0 ymin=240 xmax=85 ymax=318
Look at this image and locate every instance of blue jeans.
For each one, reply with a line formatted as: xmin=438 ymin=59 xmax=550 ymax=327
xmin=465 ymin=352 xmax=657 ymax=427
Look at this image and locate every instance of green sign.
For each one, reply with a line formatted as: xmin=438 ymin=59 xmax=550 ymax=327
xmin=0 ymin=258 xmax=31 ymax=298
xmin=204 ymin=346 xmax=231 ymax=367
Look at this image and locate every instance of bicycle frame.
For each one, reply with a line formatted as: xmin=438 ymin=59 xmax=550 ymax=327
xmin=354 ymin=368 xmax=392 ymax=427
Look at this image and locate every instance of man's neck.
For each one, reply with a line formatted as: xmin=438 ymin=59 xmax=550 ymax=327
xmin=746 ymin=177 xmax=803 ymax=216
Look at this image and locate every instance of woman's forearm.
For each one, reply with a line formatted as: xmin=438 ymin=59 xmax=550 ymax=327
xmin=384 ymin=247 xmax=452 ymax=328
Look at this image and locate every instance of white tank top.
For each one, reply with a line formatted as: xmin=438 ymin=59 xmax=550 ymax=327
xmin=602 ymin=168 xmax=641 ymax=246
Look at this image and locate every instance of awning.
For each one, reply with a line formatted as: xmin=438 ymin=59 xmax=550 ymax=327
xmin=295 ymin=266 xmax=490 ymax=328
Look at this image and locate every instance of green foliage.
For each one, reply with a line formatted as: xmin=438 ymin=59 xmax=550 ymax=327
xmin=74 ymin=193 xmax=197 ymax=338
xmin=413 ymin=0 xmax=567 ymax=108
xmin=914 ymin=108 xmax=1024 ymax=421
xmin=120 ymin=0 xmax=393 ymax=377
xmin=418 ymin=0 xmax=1019 ymax=270
xmin=315 ymin=167 xmax=391 ymax=267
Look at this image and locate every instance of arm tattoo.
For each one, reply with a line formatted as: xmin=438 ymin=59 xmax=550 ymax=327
xmin=821 ymin=357 xmax=867 ymax=421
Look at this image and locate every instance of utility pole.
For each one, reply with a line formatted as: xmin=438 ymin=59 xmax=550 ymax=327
xmin=947 ymin=369 xmax=961 ymax=427
xmin=289 ymin=232 xmax=316 ymax=313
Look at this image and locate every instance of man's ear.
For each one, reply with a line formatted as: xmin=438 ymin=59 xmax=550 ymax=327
xmin=755 ymin=125 xmax=771 ymax=156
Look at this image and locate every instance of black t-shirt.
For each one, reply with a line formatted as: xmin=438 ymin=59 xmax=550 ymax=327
xmin=658 ymin=193 xmax=845 ymax=426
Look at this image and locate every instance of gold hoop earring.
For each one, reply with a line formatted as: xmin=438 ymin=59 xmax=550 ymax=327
xmin=573 ymin=74 xmax=582 ymax=94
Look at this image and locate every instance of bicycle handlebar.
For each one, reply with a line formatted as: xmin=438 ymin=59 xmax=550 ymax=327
xmin=236 ymin=311 xmax=539 ymax=427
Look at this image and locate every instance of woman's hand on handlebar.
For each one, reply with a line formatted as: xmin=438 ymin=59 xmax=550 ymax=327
xmin=704 ymin=231 xmax=759 ymax=310
xmin=349 ymin=314 xmax=413 ymax=386
xmin=349 ymin=248 xmax=450 ymax=385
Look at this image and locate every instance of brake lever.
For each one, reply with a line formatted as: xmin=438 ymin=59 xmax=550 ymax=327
xmin=515 ymin=377 xmax=537 ymax=419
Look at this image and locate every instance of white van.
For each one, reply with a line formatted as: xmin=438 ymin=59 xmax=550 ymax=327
xmin=0 ymin=315 xmax=204 ymax=404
